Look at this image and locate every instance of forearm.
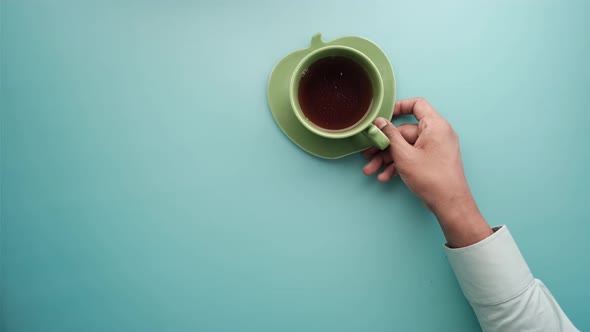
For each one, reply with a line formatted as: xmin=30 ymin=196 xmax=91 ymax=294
xmin=473 ymin=279 xmax=578 ymax=332
xmin=445 ymin=226 xmax=578 ymax=332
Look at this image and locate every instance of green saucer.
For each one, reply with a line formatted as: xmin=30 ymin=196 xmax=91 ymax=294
xmin=267 ymin=33 xmax=395 ymax=159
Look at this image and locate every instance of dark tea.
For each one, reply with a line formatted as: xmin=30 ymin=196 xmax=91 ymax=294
xmin=298 ymin=56 xmax=373 ymax=131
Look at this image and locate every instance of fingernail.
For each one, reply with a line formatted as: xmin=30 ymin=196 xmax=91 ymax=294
xmin=374 ymin=117 xmax=387 ymax=129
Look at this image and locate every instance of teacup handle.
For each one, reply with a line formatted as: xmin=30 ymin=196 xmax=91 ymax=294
xmin=364 ymin=124 xmax=390 ymax=150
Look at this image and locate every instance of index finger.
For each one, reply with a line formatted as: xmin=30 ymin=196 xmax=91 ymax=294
xmin=393 ymin=97 xmax=440 ymax=120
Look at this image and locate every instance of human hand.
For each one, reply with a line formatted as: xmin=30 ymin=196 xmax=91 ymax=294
xmin=362 ymin=98 xmax=492 ymax=246
xmin=362 ymin=98 xmax=469 ymax=211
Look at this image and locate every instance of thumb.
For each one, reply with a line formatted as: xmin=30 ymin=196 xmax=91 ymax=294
xmin=374 ymin=117 xmax=412 ymax=154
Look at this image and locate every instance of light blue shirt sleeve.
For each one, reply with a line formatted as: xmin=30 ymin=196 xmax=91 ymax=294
xmin=445 ymin=226 xmax=578 ymax=332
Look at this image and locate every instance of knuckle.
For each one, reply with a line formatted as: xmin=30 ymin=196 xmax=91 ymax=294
xmin=414 ymin=97 xmax=427 ymax=106
xmin=442 ymin=120 xmax=454 ymax=132
xmin=445 ymin=123 xmax=459 ymax=140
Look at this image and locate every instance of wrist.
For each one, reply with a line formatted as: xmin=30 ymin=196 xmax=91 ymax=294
xmin=431 ymin=190 xmax=477 ymax=224
xmin=430 ymin=192 xmax=493 ymax=248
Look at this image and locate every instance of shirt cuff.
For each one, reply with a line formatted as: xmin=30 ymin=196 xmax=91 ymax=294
xmin=444 ymin=226 xmax=534 ymax=306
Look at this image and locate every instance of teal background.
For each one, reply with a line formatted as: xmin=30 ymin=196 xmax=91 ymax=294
xmin=1 ymin=0 xmax=589 ymax=331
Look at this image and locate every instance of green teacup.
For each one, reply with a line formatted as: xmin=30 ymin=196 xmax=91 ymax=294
xmin=289 ymin=45 xmax=390 ymax=150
